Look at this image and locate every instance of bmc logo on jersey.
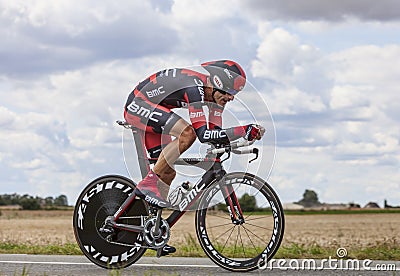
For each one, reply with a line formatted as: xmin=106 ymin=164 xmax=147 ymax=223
xmin=127 ymin=101 xmax=162 ymax=123
xmin=190 ymin=111 xmax=204 ymax=118
xmin=146 ymin=86 xmax=165 ymax=98
xmin=213 ymin=75 xmax=223 ymax=89
xmin=214 ymin=110 xmax=222 ymax=117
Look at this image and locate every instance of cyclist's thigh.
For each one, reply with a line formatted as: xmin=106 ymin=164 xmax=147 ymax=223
xmin=164 ymin=115 xmax=193 ymax=138
xmin=144 ymin=132 xmax=172 ymax=158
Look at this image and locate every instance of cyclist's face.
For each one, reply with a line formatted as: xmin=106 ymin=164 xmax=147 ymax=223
xmin=204 ymin=77 xmax=234 ymax=106
xmin=213 ymin=90 xmax=234 ymax=107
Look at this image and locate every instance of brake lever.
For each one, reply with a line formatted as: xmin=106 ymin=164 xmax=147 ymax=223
xmin=248 ymin=148 xmax=259 ymax=163
xmin=220 ymin=150 xmax=231 ymax=163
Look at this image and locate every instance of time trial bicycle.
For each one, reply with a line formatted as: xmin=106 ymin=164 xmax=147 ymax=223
xmin=73 ymin=120 xmax=284 ymax=272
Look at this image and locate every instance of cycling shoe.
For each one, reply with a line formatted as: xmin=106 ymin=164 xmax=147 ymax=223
xmin=135 ymin=170 xmax=170 ymax=208
xmin=151 ymin=244 xmax=176 ymax=256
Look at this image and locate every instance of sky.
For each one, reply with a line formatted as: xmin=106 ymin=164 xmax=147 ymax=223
xmin=0 ymin=0 xmax=399 ymax=207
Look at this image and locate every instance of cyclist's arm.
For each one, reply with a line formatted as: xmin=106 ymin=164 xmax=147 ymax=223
xmin=185 ymin=90 xmax=246 ymax=144
xmin=194 ymin=107 xmax=263 ymax=143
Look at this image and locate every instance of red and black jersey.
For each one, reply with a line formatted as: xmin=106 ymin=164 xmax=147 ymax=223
xmin=125 ymin=68 xmax=244 ymax=144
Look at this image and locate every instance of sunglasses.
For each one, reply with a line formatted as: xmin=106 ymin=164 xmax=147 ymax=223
xmin=213 ymin=88 xmax=239 ymax=96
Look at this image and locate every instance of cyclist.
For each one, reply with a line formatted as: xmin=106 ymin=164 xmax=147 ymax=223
xmin=124 ymin=60 xmax=265 ymax=209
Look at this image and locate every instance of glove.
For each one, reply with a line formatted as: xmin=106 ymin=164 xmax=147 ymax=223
xmin=244 ymin=124 xmax=265 ymax=141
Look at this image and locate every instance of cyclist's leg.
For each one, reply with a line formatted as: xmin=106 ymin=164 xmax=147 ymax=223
xmin=124 ymin=97 xmax=196 ymax=206
xmin=145 ymin=132 xmax=172 ymax=160
xmin=125 ymin=98 xmax=195 ymax=185
xmin=153 ymin=116 xmax=196 ymax=185
xmin=144 ymin=132 xmax=176 ymax=185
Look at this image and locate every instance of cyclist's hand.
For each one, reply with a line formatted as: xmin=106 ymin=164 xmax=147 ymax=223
xmin=244 ymin=124 xmax=265 ymax=141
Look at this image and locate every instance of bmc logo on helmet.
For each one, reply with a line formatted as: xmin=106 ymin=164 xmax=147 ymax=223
xmin=213 ymin=75 xmax=223 ymax=89
xmin=224 ymin=68 xmax=233 ymax=79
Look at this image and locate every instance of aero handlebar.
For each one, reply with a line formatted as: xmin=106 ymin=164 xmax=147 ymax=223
xmin=207 ymin=140 xmax=256 ymax=155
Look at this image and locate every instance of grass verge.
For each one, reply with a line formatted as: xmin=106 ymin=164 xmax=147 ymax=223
xmin=2 ymin=236 xmax=400 ymax=261
xmin=0 ymin=242 xmax=82 ymax=255
xmin=275 ymin=239 xmax=400 ymax=260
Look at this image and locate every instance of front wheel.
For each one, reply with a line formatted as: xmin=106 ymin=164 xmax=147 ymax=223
xmin=195 ymin=172 xmax=285 ymax=272
xmin=73 ymin=175 xmax=148 ymax=269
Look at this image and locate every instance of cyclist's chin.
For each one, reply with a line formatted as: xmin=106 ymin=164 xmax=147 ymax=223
xmin=217 ymin=99 xmax=228 ymax=107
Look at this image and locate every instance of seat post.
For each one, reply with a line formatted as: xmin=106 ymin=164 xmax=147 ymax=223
xmin=131 ymin=128 xmax=151 ymax=179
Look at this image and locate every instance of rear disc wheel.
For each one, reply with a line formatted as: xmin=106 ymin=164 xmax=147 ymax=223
xmin=73 ymin=175 xmax=148 ymax=269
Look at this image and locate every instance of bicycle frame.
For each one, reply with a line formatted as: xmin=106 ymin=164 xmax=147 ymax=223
xmin=111 ymin=123 xmax=247 ymax=233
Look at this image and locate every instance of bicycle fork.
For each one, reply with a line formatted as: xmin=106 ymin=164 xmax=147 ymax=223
xmin=221 ymin=183 xmax=245 ymax=225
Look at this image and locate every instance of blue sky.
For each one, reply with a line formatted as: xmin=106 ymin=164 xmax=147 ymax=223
xmin=0 ymin=0 xmax=399 ymax=207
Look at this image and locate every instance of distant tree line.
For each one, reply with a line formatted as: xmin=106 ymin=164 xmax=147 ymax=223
xmin=0 ymin=193 xmax=68 ymax=210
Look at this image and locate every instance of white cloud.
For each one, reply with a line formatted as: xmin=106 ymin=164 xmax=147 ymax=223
xmin=329 ymin=45 xmax=400 ymax=87
xmin=251 ymin=27 xmax=328 ymax=96
xmin=171 ymin=0 xmax=238 ymax=24
xmin=0 ymin=106 xmax=15 ymax=126
xmin=329 ymin=85 xmax=371 ymax=109
xmin=268 ymin=86 xmax=326 ymax=115
xmin=252 ymin=28 xmax=300 ymax=81
xmin=0 ymin=0 xmax=178 ymax=75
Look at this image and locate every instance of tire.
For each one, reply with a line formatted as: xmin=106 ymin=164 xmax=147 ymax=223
xmin=73 ymin=175 xmax=148 ymax=269
xmin=195 ymin=172 xmax=285 ymax=272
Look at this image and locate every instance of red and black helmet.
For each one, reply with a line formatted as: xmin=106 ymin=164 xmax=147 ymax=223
xmin=201 ymin=60 xmax=246 ymax=95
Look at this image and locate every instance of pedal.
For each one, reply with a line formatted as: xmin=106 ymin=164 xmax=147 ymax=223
xmin=153 ymin=244 xmax=176 ymax=257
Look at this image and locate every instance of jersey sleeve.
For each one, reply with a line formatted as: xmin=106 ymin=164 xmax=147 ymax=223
xmin=183 ymin=87 xmax=246 ymax=144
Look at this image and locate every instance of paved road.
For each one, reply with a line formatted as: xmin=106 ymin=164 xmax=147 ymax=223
xmin=0 ymin=254 xmax=398 ymax=275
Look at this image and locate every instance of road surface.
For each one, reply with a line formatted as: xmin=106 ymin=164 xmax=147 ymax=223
xmin=0 ymin=254 xmax=398 ymax=275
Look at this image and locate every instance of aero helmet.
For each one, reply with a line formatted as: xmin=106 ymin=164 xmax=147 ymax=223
xmin=201 ymin=60 xmax=246 ymax=95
